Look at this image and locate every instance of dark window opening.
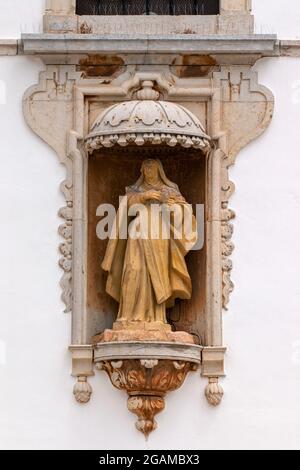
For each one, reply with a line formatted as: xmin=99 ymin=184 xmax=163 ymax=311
xmin=76 ymin=0 xmax=220 ymax=16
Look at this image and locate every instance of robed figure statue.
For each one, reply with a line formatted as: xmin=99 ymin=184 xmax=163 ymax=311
xmin=102 ymin=159 xmax=197 ymax=329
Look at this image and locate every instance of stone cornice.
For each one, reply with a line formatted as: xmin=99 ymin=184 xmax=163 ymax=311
xmin=0 ymin=39 xmax=18 ymax=56
xmin=279 ymin=40 xmax=300 ymax=57
xmin=2 ymin=36 xmax=300 ymax=58
xmin=21 ymin=33 xmax=277 ymax=56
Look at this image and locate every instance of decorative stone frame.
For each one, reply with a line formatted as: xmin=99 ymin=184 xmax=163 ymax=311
xmin=22 ymin=0 xmax=275 ymax=435
xmin=23 ymin=61 xmax=273 ymax=397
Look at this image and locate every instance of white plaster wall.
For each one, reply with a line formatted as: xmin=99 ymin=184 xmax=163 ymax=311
xmin=0 ymin=0 xmax=43 ymax=38
xmin=253 ymin=0 xmax=300 ymax=38
xmin=0 ymin=0 xmax=300 ymax=451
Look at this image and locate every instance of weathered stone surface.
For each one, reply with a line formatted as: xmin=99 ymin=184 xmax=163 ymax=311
xmin=5 ymin=37 xmax=300 ymax=58
xmin=0 ymin=40 xmax=18 ymax=56
xmin=78 ymin=15 xmax=218 ymax=36
xmin=220 ymin=0 xmax=251 ymax=12
xmin=21 ymin=34 xmax=277 ymax=56
xmin=94 ymin=341 xmax=202 ymax=363
xmin=96 ymin=329 xmax=198 ymax=345
xmin=43 ymin=14 xmax=78 ymax=33
xmin=280 ymin=40 xmax=300 ymax=57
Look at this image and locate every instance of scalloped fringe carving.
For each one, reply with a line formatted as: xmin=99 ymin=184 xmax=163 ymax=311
xmin=86 ymin=132 xmax=211 ymax=154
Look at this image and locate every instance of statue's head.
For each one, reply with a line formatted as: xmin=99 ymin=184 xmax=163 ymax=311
xmin=129 ymin=159 xmax=179 ymax=193
xmin=142 ymin=159 xmax=160 ymax=185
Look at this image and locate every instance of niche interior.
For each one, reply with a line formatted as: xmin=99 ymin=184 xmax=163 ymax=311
xmin=87 ymin=146 xmax=207 ymax=344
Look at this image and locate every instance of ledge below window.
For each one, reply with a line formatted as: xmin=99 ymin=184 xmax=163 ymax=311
xmin=21 ymin=33 xmax=277 ymax=58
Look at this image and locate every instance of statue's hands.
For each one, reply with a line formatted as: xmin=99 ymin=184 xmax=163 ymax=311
xmin=167 ymin=196 xmax=176 ymax=206
xmin=167 ymin=195 xmax=185 ymax=206
xmin=142 ymin=190 xmax=163 ymax=203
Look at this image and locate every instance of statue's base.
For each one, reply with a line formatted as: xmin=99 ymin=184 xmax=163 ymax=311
xmin=113 ymin=320 xmax=172 ymax=332
xmin=94 ymin=322 xmax=197 ymax=345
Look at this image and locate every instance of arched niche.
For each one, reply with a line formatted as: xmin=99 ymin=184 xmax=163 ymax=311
xmin=87 ymin=145 xmax=207 ymax=342
xmin=84 ymin=82 xmax=211 ymax=346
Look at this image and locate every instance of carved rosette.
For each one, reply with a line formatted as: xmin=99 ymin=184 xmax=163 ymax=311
xmin=97 ymin=359 xmax=197 ymax=438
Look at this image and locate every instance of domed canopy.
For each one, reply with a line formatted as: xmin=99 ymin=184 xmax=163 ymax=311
xmin=85 ymin=82 xmax=211 ymax=154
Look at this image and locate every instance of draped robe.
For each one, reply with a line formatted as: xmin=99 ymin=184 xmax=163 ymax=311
xmin=101 ymin=179 xmax=197 ymax=325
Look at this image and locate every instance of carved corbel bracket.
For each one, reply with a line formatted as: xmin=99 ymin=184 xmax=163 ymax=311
xmin=98 ymin=359 xmax=196 ymax=438
xmin=202 ymin=347 xmax=226 ymax=406
xmin=69 ymin=345 xmax=94 ymax=403
xmin=94 ymin=342 xmax=201 ymax=437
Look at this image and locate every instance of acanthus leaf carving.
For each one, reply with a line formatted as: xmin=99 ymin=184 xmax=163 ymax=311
xmin=98 ymin=358 xmax=197 ymax=437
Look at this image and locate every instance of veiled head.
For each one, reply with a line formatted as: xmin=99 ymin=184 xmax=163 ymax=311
xmin=142 ymin=160 xmax=161 ymax=185
xmin=129 ymin=159 xmax=179 ymax=192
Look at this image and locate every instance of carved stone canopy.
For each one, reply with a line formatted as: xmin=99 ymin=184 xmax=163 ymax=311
xmin=85 ymin=81 xmax=211 ymax=153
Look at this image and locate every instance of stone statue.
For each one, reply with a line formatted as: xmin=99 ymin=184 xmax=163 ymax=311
xmin=102 ymin=159 xmax=197 ymax=330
